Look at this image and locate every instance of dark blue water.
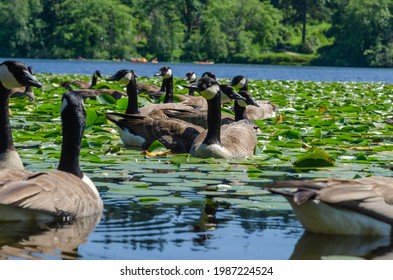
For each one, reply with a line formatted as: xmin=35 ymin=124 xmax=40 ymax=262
xmin=4 ymin=58 xmax=393 ymax=82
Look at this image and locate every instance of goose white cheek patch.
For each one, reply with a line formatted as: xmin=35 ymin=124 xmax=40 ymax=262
xmin=0 ymin=64 xmax=22 ymax=89
xmin=201 ymin=84 xmax=220 ymax=100
xmin=236 ymin=78 xmax=247 ymax=89
xmin=163 ymin=68 xmax=172 ymax=79
xmin=119 ymin=72 xmax=132 ymax=85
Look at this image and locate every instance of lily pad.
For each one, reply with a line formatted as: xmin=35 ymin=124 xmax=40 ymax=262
xmin=293 ymin=147 xmax=335 ymax=168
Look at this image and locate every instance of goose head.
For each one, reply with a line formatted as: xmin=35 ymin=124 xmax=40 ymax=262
xmin=236 ymin=90 xmax=260 ymax=108
xmin=201 ymin=72 xmax=216 ymax=79
xmin=155 ymin=66 xmax=172 ymax=79
xmin=191 ymin=77 xmax=246 ymax=102
xmin=0 ymin=60 xmax=42 ymax=90
xmin=183 ymin=72 xmax=197 ymax=83
xmin=106 ymin=69 xmax=137 ymax=86
xmin=93 ymin=70 xmax=102 ymax=78
xmin=230 ymin=75 xmax=248 ymax=90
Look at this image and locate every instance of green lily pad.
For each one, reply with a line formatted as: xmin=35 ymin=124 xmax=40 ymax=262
xmin=293 ymin=147 xmax=335 ymax=168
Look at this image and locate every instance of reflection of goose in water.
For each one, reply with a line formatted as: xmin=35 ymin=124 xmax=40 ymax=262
xmin=0 ymin=212 xmax=101 ymax=259
xmin=290 ymin=232 xmax=393 ymax=260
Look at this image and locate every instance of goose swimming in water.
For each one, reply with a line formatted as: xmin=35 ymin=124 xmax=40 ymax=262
xmin=265 ymin=176 xmax=393 ymax=236
xmin=0 ymin=91 xmax=103 ymax=222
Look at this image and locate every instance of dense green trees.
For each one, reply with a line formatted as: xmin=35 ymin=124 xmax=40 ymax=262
xmin=318 ymin=0 xmax=393 ymax=67
xmin=0 ymin=0 xmax=392 ymax=67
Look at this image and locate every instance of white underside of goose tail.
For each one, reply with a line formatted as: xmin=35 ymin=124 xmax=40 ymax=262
xmin=289 ymin=198 xmax=392 ymax=236
xmin=117 ymin=126 xmax=146 ymax=146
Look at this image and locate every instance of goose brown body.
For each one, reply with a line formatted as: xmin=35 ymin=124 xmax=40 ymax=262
xmin=265 ymin=176 xmax=393 ymax=235
xmin=0 ymin=91 xmax=103 ymax=222
xmin=189 ymin=77 xmax=257 ymax=159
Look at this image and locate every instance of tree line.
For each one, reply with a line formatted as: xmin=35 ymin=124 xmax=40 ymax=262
xmin=1 ymin=0 xmax=392 ymax=67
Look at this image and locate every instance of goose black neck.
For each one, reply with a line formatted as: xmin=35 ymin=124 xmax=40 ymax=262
xmin=0 ymin=83 xmax=14 ymax=154
xmin=91 ymin=74 xmax=98 ymax=88
xmin=58 ymin=112 xmax=84 ymax=178
xmin=188 ymin=87 xmax=195 ymax=96
xmin=234 ymin=102 xmax=245 ymax=121
xmin=203 ymin=92 xmax=221 ymax=145
xmin=163 ymin=76 xmax=173 ymax=103
xmin=125 ymin=75 xmax=139 ymax=114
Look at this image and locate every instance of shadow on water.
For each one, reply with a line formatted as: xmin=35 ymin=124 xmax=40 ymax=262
xmin=0 ymin=213 xmax=101 ymax=259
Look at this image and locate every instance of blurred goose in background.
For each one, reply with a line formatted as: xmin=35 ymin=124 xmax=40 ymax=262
xmin=73 ymin=88 xmax=127 ymax=100
xmin=105 ymin=69 xmax=195 ymax=118
xmin=0 ymin=60 xmax=42 ymax=170
xmin=264 ymin=176 xmax=393 ymax=236
xmin=0 ymin=91 xmax=103 ymax=222
xmin=62 ymin=70 xmax=102 ymax=90
xmin=62 ymin=70 xmax=126 ymax=100
xmin=10 ymin=66 xmax=36 ymax=101
xmin=230 ymin=75 xmax=278 ymax=120
xmin=189 ymin=77 xmax=257 ymax=159
xmin=183 ymin=71 xmax=197 ymax=95
xmin=136 ymin=69 xmax=165 ymax=98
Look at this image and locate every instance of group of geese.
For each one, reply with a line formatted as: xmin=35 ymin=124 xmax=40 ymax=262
xmin=1 ymin=60 xmax=393 ymax=238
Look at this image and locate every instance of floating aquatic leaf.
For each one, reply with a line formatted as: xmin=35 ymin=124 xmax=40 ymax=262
xmin=293 ymin=147 xmax=335 ymax=168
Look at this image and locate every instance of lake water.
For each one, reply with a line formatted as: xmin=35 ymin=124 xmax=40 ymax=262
xmin=4 ymin=57 xmax=393 ymax=82
xmin=2 ymin=58 xmax=393 ymax=262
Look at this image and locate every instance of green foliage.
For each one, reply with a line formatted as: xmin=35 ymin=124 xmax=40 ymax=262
xmin=316 ymin=0 xmax=393 ymax=67
xmin=1 ymin=0 xmax=393 ymax=66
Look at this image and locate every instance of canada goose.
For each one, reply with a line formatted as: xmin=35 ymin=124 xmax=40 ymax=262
xmin=0 ymin=91 xmax=103 ymax=222
xmin=264 ymin=176 xmax=393 ymax=236
xmin=10 ymin=66 xmax=36 ymax=101
xmin=184 ymin=72 xmax=197 ymax=95
xmin=105 ymin=112 xmax=204 ymax=153
xmin=162 ymin=86 xmax=259 ymax=128
xmin=105 ymin=69 xmax=203 ymax=151
xmin=230 ymin=75 xmax=278 ymax=120
xmin=61 ymin=70 xmax=102 ymax=90
xmin=189 ymin=77 xmax=257 ymax=159
xmin=72 ymin=88 xmax=127 ymax=100
xmin=0 ymin=61 xmax=42 ymax=170
xmin=136 ymin=69 xmax=165 ymax=98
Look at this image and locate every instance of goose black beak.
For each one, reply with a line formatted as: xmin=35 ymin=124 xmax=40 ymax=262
xmin=223 ymin=86 xmax=246 ymax=101
xmin=248 ymin=100 xmax=260 ymax=107
xmin=21 ymin=70 xmax=42 ymax=88
xmin=106 ymin=76 xmax=115 ymax=81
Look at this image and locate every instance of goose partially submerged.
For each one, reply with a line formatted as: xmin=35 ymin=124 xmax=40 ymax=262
xmin=265 ymin=176 xmax=393 ymax=236
xmin=0 ymin=91 xmax=103 ymax=222
xmin=0 ymin=61 xmax=42 ymax=170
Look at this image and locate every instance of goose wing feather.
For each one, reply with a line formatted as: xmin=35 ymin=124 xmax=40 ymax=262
xmin=0 ymin=170 xmax=102 ymax=218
